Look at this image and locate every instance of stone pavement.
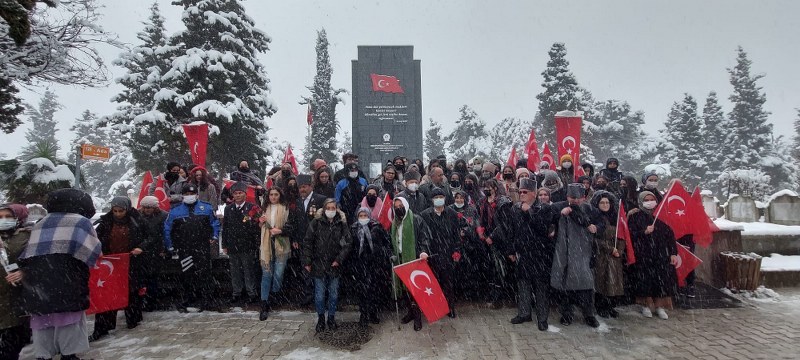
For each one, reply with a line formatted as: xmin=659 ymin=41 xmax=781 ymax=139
xmin=20 ymin=289 xmax=800 ymax=360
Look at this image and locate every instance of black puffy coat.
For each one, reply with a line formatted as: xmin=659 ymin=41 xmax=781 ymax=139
xmin=302 ymin=209 xmax=352 ymax=278
xmin=628 ymin=209 xmax=678 ymax=298
xmin=94 ymin=209 xmax=152 ymax=286
xmin=222 ymin=201 xmax=261 ymax=254
xmin=498 ymin=203 xmax=554 ymax=281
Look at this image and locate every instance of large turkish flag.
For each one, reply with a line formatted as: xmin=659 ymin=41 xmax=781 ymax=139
xmin=137 ymin=171 xmax=154 ymax=207
xmin=371 ymin=74 xmax=404 ymax=93
xmin=377 ymin=193 xmax=393 ymax=231
xmin=393 ymin=259 xmax=449 ymax=323
xmin=554 ymin=114 xmax=582 ymax=179
xmin=87 ymin=253 xmax=130 ymax=315
xmin=675 ymin=243 xmax=702 ymax=287
xmin=182 ymin=122 xmax=209 ymax=168
xmin=617 ymin=200 xmax=635 ymax=265
xmin=653 ymin=180 xmax=707 ymax=240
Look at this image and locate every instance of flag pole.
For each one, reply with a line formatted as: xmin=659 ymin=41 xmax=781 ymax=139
xmin=390 ymin=256 xmax=401 ymax=330
xmin=651 ymin=180 xmax=675 ymax=227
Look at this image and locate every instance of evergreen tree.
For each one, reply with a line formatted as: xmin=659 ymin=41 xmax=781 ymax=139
xmin=723 ymin=47 xmax=772 ymax=172
xmin=0 ymin=77 xmax=25 ymax=133
xmin=70 ymin=110 xmax=135 ymax=199
xmin=584 ymin=99 xmax=648 ymax=172
xmin=302 ymin=29 xmax=347 ymax=168
xmin=424 ymin=118 xmax=445 ymax=161
xmin=662 ymin=94 xmax=705 ymax=188
xmin=793 ymin=109 xmax=800 ymax=163
xmin=700 ymin=91 xmax=728 ymax=193
xmin=535 ymin=42 xmax=584 ymax=141
xmin=20 ymin=90 xmax=61 ymax=160
xmin=104 ymin=1 xmax=178 ymax=172
xmin=146 ymin=0 xmax=277 ymax=172
xmin=446 ymin=105 xmax=489 ymax=161
xmin=487 ymin=117 xmax=530 ymax=161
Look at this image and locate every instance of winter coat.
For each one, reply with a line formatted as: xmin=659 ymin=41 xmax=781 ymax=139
xmin=222 ymin=201 xmax=261 ymax=254
xmin=94 ymin=209 xmax=152 ymax=287
xmin=314 ymin=182 xmax=336 ymax=199
xmin=496 ymin=203 xmax=554 ymax=282
xmin=628 ymin=210 xmax=678 ymax=298
xmin=302 ymin=209 xmax=352 ymax=278
xmin=550 ymin=202 xmax=604 ymax=291
xmin=419 ymin=182 xmax=455 ymax=207
xmin=196 ymin=182 xmax=220 ymax=208
xmin=396 ymin=190 xmax=429 ymax=215
xmin=593 ymin=215 xmax=626 ymax=297
xmin=479 ymin=195 xmax=514 ymax=255
xmin=347 ymin=220 xmax=392 ymax=280
xmin=0 ymin=229 xmax=29 ymax=330
xmin=163 ymin=200 xmax=221 ymax=251
xmin=557 ymin=168 xmax=575 ymax=188
xmin=419 ymin=206 xmax=461 ymax=269
xmin=335 ymin=177 xmax=369 ymax=222
xmin=372 ymin=176 xmax=404 ymax=199
xmin=149 ymin=173 xmax=186 ymax=204
xmin=333 ymin=168 xmax=367 ymax=185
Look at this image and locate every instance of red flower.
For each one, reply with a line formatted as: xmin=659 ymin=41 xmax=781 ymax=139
xmin=452 ymin=251 xmax=462 ymax=262
xmin=457 ymin=212 xmax=464 ymax=219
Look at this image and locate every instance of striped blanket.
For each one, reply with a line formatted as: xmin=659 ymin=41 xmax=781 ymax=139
xmin=20 ymin=213 xmax=102 ymax=266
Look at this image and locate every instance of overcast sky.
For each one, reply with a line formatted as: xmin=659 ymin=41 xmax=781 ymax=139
xmin=3 ymin=0 xmax=798 ymax=161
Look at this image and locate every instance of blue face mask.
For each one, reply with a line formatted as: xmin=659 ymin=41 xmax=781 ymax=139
xmin=0 ymin=219 xmax=17 ymax=231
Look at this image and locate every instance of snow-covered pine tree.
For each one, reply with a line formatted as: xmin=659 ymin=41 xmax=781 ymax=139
xmin=302 ymin=29 xmax=347 ymax=169
xmin=446 ymin=105 xmax=489 ymax=161
xmin=584 ymin=99 xmax=648 ymax=172
xmin=336 ymin=131 xmax=352 ymax=160
xmin=0 ymin=157 xmax=74 ymax=204
xmin=424 ymin=119 xmax=446 ymax=162
xmin=762 ymin=134 xmax=799 ymax=192
xmin=487 ymin=117 xmax=530 ymax=162
xmin=723 ymin=47 xmax=773 ymax=172
xmin=535 ymin=42 xmax=583 ymax=141
xmin=662 ymin=94 xmax=705 ymax=188
xmin=20 ymin=90 xmax=61 ymax=160
xmin=148 ymin=0 xmax=277 ymax=172
xmin=700 ymin=91 xmax=727 ymax=192
xmin=104 ymin=1 xmax=180 ymax=172
xmin=793 ymin=109 xmax=800 ymax=163
xmin=0 ymin=77 xmax=24 ymax=133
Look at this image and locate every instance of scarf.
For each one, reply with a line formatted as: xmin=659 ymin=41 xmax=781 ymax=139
xmin=357 ymin=223 xmax=373 ymax=256
xmin=21 ymin=213 xmax=101 ymax=266
xmin=390 ymin=209 xmax=416 ymax=264
xmin=260 ymin=204 xmax=290 ymax=269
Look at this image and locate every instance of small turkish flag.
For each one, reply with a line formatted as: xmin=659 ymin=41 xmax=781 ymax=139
xmin=675 ymin=243 xmax=702 ymax=287
xmin=653 ymin=180 xmax=705 ymax=240
xmin=283 ymin=145 xmax=299 ymax=175
xmin=393 ymin=259 xmax=449 ymax=323
xmin=524 ymin=129 xmax=541 ymax=172
xmin=87 ymin=253 xmax=130 ymax=315
xmin=506 ymin=147 xmax=519 ymax=168
xmin=137 ymin=171 xmax=154 ymax=207
xmin=541 ymin=142 xmax=556 ymax=170
xmin=306 ymin=104 xmax=313 ymax=125
xmin=371 ymin=74 xmax=404 ymax=93
xmin=153 ymin=177 xmax=171 ymax=211
xmin=377 ymin=192 xmax=393 ymax=231
xmin=690 ymin=187 xmax=718 ymax=248
xmin=617 ymin=200 xmax=635 ymax=265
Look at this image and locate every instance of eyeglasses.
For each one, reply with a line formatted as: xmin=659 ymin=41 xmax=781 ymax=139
xmin=519 ymin=191 xmax=530 ymax=194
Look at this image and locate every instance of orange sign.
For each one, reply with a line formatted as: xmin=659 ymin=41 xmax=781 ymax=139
xmin=81 ymin=144 xmax=110 ymax=161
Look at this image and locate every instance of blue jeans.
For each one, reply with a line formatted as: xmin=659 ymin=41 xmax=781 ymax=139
xmin=314 ymin=275 xmax=340 ymax=316
xmin=260 ymin=259 xmax=287 ymax=302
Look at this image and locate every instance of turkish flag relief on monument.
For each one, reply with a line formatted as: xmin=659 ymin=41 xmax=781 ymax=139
xmin=87 ymin=253 xmax=130 ymax=315
xmin=371 ymin=73 xmax=404 ymax=93
xmin=182 ymin=122 xmax=209 ymax=168
xmin=393 ymin=259 xmax=449 ymax=323
xmin=555 ymin=112 xmax=582 ymax=178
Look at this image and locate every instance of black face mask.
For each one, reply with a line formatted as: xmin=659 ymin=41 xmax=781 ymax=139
xmin=483 ymin=189 xmax=491 ymax=197
xmin=594 ymin=183 xmax=607 ymax=190
xmin=281 ymin=169 xmax=291 ymax=177
xmin=366 ymin=195 xmax=377 ymax=207
xmin=464 ymin=183 xmax=474 ymax=191
xmin=239 ymin=166 xmax=250 ymax=173
xmin=394 ymin=207 xmax=406 ymax=219
xmin=394 ymin=164 xmax=405 ymax=173
xmin=165 ymin=172 xmax=179 ymax=183
xmin=481 ymin=173 xmax=492 ymax=180
xmin=287 ymin=185 xmax=298 ymax=193
xmin=503 ymin=173 xmax=513 ymax=180
xmin=449 ymin=181 xmax=461 ymax=188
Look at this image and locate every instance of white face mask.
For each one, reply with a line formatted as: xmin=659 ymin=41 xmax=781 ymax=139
xmin=562 ymin=162 xmax=572 ymax=169
xmin=473 ymin=165 xmax=483 ymax=172
xmin=407 ymin=183 xmax=419 ymax=192
xmin=325 ymin=210 xmax=337 ymax=219
xmin=349 ymin=171 xmax=359 ymax=179
xmin=0 ymin=219 xmax=17 ymax=231
xmin=642 ymin=200 xmax=657 ymax=210
xmin=183 ymin=195 xmax=198 ymax=204
xmin=358 ymin=218 xmax=370 ymax=225
xmin=433 ymin=198 xmax=445 ymax=207
xmin=646 ymin=181 xmax=658 ymax=189
xmin=455 ymin=202 xmax=465 ymax=209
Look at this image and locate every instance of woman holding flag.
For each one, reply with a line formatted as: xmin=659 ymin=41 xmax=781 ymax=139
xmin=627 ymin=191 xmax=679 ymax=320
xmin=589 ymin=191 xmax=626 ymax=318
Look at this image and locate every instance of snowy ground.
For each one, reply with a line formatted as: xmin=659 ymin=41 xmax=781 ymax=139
xmin=18 ymin=291 xmax=800 ymax=360
xmin=714 ymin=218 xmax=800 ymax=236
xmin=761 ymin=254 xmax=800 ymax=271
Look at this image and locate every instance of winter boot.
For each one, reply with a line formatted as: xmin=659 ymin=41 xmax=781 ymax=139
xmin=359 ymin=312 xmax=369 ymax=326
xmin=315 ymin=315 xmax=326 ymax=333
xmin=369 ymin=312 xmax=380 ymax=324
xmin=413 ymin=306 xmax=422 ymax=331
xmin=537 ymin=321 xmax=549 ymax=331
xmin=327 ymin=315 xmax=338 ymax=331
xmin=259 ymin=301 xmax=270 ymax=321
xmin=401 ymin=309 xmax=415 ymax=324
xmin=585 ymin=316 xmax=600 ymax=328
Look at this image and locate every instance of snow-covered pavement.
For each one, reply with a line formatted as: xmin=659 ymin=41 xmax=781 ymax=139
xmin=20 ymin=290 xmax=800 ymax=359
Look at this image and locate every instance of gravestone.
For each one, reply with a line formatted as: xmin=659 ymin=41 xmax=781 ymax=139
xmin=766 ymin=193 xmax=800 ymax=226
xmin=351 ymin=46 xmax=422 ymax=179
xmin=726 ymin=196 xmax=758 ymax=223
xmin=702 ymin=194 xmax=717 ymax=219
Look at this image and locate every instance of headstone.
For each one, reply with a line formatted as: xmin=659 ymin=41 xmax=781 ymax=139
xmin=351 ymin=46 xmax=423 ymax=179
xmin=766 ymin=194 xmax=800 ymax=226
xmin=702 ymin=194 xmax=717 ymax=219
xmin=726 ymin=196 xmax=758 ymax=223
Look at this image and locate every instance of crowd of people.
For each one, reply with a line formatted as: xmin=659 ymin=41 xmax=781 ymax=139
xmin=0 ymin=152 xmax=696 ymax=360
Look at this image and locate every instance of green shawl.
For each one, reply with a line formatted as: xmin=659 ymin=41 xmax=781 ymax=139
xmin=391 ymin=206 xmax=417 ymax=296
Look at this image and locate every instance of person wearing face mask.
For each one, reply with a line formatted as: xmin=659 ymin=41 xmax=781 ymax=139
xmin=578 ymin=175 xmax=594 ymax=199
xmin=149 ymin=161 xmax=188 ymax=205
xmin=540 ymin=170 xmax=566 ymax=203
xmin=372 ymin=165 xmax=404 ymax=199
xmin=627 ymin=191 xmax=678 ymax=320
xmin=639 ymin=173 xmax=664 ymax=204
xmin=599 ymin=158 xmax=623 ymax=184
xmin=549 ymin=184 xmax=604 ymax=329
xmin=557 ymin=154 xmax=575 ymax=187
xmin=390 ymin=197 xmax=431 ymax=331
xmin=420 ymin=188 xmax=461 ymax=317
xmin=333 ymin=153 xmax=365 ymax=184
xmin=302 ymin=199 xmax=352 ymax=332
xmin=420 ymin=167 xmax=455 ymax=207
xmin=0 ymin=204 xmax=31 ymax=360
xmin=224 ymin=160 xmax=266 ymax=204
xmin=500 ymin=165 xmax=519 ymax=203
xmin=448 ymin=191 xmax=481 ymax=300
xmin=469 ymin=156 xmax=484 ymax=178
xmin=452 ymin=159 xmax=469 ymax=179
xmin=477 ymin=179 xmax=515 ymax=308
xmin=619 ymin=176 xmax=640 ymax=215
xmin=269 ymin=161 xmax=296 ymax=191
xmin=448 ymin=171 xmax=464 ymax=193
xmin=581 ymin=163 xmax=595 ymax=179
xmin=359 ymin=185 xmax=384 ymax=220
xmin=163 ymin=184 xmax=221 ymax=313
xmin=462 ymin=173 xmax=484 ymax=206
xmin=335 ymin=163 xmax=369 ymax=224
xmin=89 ymin=197 xmax=152 ymax=342
xmin=392 ymin=156 xmax=406 ymax=182
xmin=593 ymin=174 xmax=610 ymax=192
xmin=349 ymin=208 xmax=391 ymax=326
xmin=589 ymin=191 xmax=626 ymax=319
xmin=396 ymin=170 xmax=429 ymax=215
